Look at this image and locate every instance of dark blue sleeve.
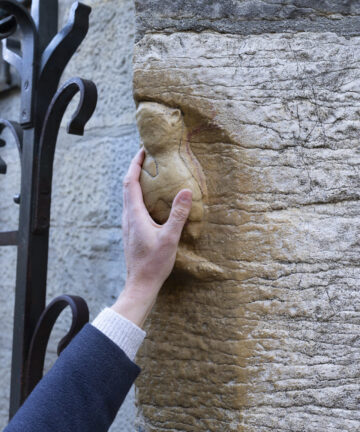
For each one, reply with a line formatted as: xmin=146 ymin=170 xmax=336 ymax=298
xmin=4 ymin=324 xmax=140 ymax=432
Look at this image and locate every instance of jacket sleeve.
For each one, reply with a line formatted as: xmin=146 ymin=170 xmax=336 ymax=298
xmin=4 ymin=324 xmax=140 ymax=432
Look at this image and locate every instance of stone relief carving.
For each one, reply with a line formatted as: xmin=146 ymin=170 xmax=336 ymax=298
xmin=136 ymin=101 xmax=207 ymax=240
xmin=136 ymin=102 xmax=224 ymax=279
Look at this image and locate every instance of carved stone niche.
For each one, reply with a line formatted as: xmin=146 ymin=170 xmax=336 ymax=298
xmin=133 ymin=3 xmax=360 ymax=431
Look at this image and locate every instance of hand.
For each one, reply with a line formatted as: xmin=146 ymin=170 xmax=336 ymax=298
xmin=111 ymin=148 xmax=192 ymax=327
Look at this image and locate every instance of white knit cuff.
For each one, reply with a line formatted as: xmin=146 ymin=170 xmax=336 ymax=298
xmin=91 ymin=308 xmax=146 ymax=361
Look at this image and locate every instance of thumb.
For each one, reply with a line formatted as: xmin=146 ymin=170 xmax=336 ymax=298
xmin=164 ymin=189 xmax=192 ymax=240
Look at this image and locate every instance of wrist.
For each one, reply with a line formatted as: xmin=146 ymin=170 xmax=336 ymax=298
xmin=111 ymin=286 xmax=158 ymax=328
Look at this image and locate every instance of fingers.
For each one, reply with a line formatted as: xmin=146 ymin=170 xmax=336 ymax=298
xmin=123 ymin=147 xmax=145 ymax=185
xmin=163 ymin=189 xmax=192 ymax=242
xmin=123 ymin=148 xmax=146 ymax=213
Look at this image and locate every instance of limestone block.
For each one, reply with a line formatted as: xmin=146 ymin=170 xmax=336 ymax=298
xmin=133 ymin=31 xmax=360 ymax=431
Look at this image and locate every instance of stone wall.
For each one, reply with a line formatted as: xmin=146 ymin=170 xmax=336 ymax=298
xmin=2 ymin=1 xmax=360 ymax=431
xmin=0 ymin=0 xmax=139 ymax=430
xmin=133 ymin=1 xmax=360 ymax=431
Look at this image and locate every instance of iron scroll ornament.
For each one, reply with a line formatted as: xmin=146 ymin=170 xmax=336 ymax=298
xmin=25 ymin=295 xmax=90 ymax=398
xmin=33 ymin=77 xmax=97 ymax=233
xmin=0 ymin=0 xmax=97 ymax=418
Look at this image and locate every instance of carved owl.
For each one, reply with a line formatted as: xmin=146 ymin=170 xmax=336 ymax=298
xmin=136 ymin=102 xmax=207 ymax=239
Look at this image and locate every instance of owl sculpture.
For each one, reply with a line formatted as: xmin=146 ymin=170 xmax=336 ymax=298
xmin=136 ymin=102 xmax=207 ymax=240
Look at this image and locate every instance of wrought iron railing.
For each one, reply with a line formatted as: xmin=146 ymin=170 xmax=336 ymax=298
xmin=0 ymin=0 xmax=97 ymax=419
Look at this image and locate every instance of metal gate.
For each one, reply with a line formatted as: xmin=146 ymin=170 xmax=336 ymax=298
xmin=0 ymin=0 xmax=97 ymax=418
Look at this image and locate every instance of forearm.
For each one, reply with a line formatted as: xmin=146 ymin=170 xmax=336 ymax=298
xmin=4 ymin=313 xmax=144 ymax=432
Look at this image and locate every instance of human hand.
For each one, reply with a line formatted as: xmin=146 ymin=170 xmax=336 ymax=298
xmin=111 ymin=148 xmax=192 ymax=327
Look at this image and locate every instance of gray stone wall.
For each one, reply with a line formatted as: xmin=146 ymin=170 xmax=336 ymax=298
xmin=135 ymin=0 xmax=360 ymax=39
xmin=0 ymin=0 xmax=139 ymax=430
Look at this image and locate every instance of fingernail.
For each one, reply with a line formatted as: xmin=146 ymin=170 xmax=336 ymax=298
xmin=180 ymin=190 xmax=192 ymax=203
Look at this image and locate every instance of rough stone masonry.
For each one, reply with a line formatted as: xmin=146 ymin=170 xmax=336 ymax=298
xmin=133 ymin=1 xmax=360 ymax=431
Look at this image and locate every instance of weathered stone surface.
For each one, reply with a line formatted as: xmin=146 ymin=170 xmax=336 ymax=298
xmin=135 ymin=0 xmax=360 ymax=40
xmin=134 ymin=31 xmax=360 ymax=431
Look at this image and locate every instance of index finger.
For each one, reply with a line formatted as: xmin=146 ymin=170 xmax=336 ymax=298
xmin=124 ymin=148 xmax=145 ymax=183
xmin=123 ymin=147 xmax=146 ymax=211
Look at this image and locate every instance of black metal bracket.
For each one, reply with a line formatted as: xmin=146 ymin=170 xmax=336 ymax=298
xmin=0 ymin=0 xmax=97 ymax=418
